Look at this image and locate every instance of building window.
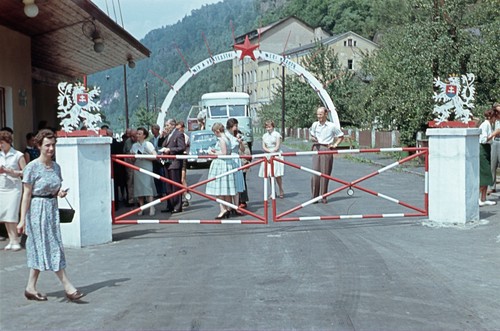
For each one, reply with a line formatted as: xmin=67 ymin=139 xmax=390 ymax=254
xmin=354 ymin=40 xmax=357 ymax=47
xmin=348 ymin=39 xmax=353 ymax=47
xmin=347 ymin=59 xmax=353 ymax=70
xmin=272 ymin=68 xmax=275 ymax=78
xmin=344 ymin=41 xmax=347 ymax=47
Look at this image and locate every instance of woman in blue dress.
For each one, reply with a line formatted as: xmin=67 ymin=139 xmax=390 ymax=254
xmin=206 ymin=123 xmax=235 ymax=219
xmin=17 ymin=130 xmax=85 ymax=302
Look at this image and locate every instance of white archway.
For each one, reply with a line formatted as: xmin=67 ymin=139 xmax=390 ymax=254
xmin=157 ymin=50 xmax=339 ymax=127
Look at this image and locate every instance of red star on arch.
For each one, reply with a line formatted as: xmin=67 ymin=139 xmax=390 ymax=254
xmin=234 ymin=35 xmax=259 ymax=61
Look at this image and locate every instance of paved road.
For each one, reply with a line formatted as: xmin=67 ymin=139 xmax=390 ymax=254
xmin=1 ymin=142 xmax=499 ymax=330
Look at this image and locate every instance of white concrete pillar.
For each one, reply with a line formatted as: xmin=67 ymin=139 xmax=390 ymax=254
xmin=56 ymin=136 xmax=112 ymax=247
xmin=426 ymin=128 xmax=480 ymax=224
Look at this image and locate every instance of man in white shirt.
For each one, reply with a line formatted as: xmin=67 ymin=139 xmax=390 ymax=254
xmin=309 ymin=106 xmax=344 ymax=203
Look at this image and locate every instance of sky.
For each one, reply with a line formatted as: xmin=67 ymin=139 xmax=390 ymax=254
xmin=92 ymin=0 xmax=221 ymax=40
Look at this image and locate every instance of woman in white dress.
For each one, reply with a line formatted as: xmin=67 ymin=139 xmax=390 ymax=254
xmin=130 ymin=127 xmax=157 ymax=215
xmin=0 ymin=130 xmax=26 ymax=251
xmin=258 ymin=120 xmax=285 ymax=198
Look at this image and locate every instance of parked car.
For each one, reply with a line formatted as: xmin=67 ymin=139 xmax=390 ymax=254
xmin=187 ymin=130 xmax=218 ymax=168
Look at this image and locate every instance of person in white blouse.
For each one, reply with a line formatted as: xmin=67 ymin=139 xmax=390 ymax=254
xmin=478 ymin=108 xmax=500 ymax=206
xmin=488 ymin=103 xmax=500 ymax=195
xmin=130 ymin=127 xmax=157 ymax=215
xmin=309 ymin=107 xmax=344 ymax=203
xmin=258 ymin=120 xmax=285 ymax=198
xmin=0 ymin=130 xmax=26 ymax=250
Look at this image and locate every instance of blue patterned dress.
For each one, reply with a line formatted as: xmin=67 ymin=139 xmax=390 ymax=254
xmin=206 ymin=136 xmax=236 ymax=196
xmin=22 ymin=161 xmax=66 ymax=271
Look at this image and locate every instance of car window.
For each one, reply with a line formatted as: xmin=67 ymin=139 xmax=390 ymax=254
xmin=193 ymin=133 xmax=216 ymax=142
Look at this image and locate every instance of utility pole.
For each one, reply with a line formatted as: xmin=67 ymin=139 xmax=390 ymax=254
xmin=281 ymin=65 xmax=285 ymax=140
xmin=145 ymin=82 xmax=149 ymax=112
xmin=123 ymin=65 xmax=129 ymax=129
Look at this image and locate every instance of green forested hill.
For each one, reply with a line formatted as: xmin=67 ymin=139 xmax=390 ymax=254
xmin=88 ymin=0 xmax=259 ymax=131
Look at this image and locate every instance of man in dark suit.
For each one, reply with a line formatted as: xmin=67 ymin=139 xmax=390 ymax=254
xmin=160 ymin=119 xmax=186 ymax=213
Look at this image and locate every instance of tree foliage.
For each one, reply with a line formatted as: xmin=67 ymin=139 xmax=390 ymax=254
xmin=258 ymin=43 xmax=362 ymax=129
xmin=132 ymin=106 xmax=158 ymax=129
xmin=359 ymin=0 xmax=500 ymax=145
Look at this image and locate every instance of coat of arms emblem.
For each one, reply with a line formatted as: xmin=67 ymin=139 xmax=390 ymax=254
xmin=57 ymin=82 xmax=102 ymax=132
xmin=432 ymin=74 xmax=475 ymax=124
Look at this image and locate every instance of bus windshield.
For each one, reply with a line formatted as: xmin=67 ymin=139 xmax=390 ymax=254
xmin=229 ymin=105 xmax=245 ymax=117
xmin=209 ymin=106 xmax=227 ymax=118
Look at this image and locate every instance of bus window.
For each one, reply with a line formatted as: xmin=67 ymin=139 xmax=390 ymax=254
xmin=229 ymin=105 xmax=245 ymax=117
xmin=209 ymin=106 xmax=227 ymax=118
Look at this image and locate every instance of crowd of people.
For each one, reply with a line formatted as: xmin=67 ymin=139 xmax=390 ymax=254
xmin=112 ymin=109 xmax=344 ymax=217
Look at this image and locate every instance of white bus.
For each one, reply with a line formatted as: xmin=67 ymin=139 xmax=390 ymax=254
xmin=197 ymin=92 xmax=254 ymax=150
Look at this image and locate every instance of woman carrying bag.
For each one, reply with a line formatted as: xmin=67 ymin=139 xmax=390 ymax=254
xmin=17 ymin=129 xmax=85 ymax=302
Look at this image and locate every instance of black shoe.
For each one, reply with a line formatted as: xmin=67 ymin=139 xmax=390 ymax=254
xmin=215 ymin=211 xmax=230 ymax=219
xmin=182 ymin=201 xmax=189 ymax=207
xmin=171 ymin=209 xmax=182 ymax=214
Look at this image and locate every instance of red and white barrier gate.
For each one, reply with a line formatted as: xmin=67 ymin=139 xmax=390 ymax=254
xmin=111 ymin=153 xmax=266 ymax=224
xmin=111 ymin=147 xmax=428 ymax=224
xmin=267 ymin=147 xmax=428 ymax=222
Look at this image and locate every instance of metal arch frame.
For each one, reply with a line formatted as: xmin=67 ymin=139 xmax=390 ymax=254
xmin=156 ymin=50 xmax=339 ymax=127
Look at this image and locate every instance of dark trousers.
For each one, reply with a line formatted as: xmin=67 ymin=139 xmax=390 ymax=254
xmin=311 ymin=145 xmax=334 ymax=198
xmin=153 ymin=161 xmax=166 ymax=196
xmin=165 ymin=166 xmax=183 ymax=211
xmin=239 ymin=172 xmax=249 ymax=203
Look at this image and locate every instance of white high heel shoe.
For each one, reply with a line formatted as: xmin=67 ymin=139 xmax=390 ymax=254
xmin=149 ymin=206 xmax=156 ymax=216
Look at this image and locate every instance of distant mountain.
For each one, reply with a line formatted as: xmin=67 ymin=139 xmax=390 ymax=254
xmin=88 ymin=0 xmax=260 ymax=131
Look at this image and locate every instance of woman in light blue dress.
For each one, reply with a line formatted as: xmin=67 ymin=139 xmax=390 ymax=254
xmin=206 ymin=123 xmax=235 ymax=219
xmin=18 ymin=130 xmax=84 ymax=302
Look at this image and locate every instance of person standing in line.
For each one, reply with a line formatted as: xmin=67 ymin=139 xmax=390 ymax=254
xmin=176 ymin=121 xmax=191 ymax=208
xmin=107 ymin=128 xmax=127 ymax=208
xmin=130 ymin=127 xmax=157 ymax=216
xmin=479 ymin=108 xmax=500 ymax=206
xmin=123 ymin=128 xmax=137 ymax=206
xmin=309 ymin=106 xmax=344 ymax=203
xmin=258 ymin=120 xmax=285 ymax=199
xmin=24 ymin=132 xmax=40 ymax=164
xmin=17 ymin=129 xmax=84 ymax=302
xmin=488 ymin=103 xmax=500 ymax=195
xmin=237 ymin=130 xmax=251 ymax=208
xmin=150 ymin=124 xmax=166 ymax=198
xmin=160 ymin=119 xmax=186 ymax=214
xmin=206 ymin=123 xmax=235 ymax=219
xmin=225 ymin=118 xmax=245 ymax=215
xmin=0 ymin=130 xmax=26 ymax=251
